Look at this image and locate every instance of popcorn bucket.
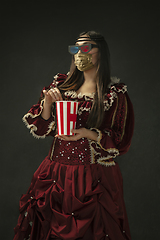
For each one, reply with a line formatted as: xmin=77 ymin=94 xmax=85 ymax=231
xmin=56 ymin=101 xmax=78 ymax=135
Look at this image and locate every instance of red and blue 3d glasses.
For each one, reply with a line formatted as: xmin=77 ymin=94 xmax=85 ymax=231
xmin=68 ymin=43 xmax=98 ymax=55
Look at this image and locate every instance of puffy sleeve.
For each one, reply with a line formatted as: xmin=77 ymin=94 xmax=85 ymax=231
xmin=90 ymin=83 xmax=134 ymax=163
xmin=22 ymin=73 xmax=68 ymax=139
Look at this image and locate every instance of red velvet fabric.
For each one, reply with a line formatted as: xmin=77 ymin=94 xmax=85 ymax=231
xmin=14 ymin=74 xmax=134 ymax=240
xmin=14 ymin=159 xmax=131 ymax=240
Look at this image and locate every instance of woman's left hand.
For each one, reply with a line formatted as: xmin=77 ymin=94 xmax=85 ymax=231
xmin=55 ymin=128 xmax=98 ymax=141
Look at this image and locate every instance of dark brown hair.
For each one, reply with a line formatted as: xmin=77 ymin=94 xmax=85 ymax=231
xmin=59 ymin=30 xmax=111 ymax=128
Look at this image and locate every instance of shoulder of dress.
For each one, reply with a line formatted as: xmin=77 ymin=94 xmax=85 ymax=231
xmin=103 ymin=78 xmax=127 ymax=110
xmin=40 ymin=73 xmax=68 ymax=99
xmin=109 ymin=77 xmax=127 ymax=94
xmin=111 ymin=83 xmax=127 ymax=94
xmin=50 ymin=73 xmax=68 ymax=88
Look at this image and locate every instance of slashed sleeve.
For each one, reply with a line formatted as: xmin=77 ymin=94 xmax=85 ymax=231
xmin=22 ymin=73 xmax=67 ymax=139
xmin=90 ymin=84 xmax=134 ymax=163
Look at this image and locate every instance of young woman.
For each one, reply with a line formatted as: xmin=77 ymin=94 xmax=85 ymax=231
xmin=13 ymin=31 xmax=134 ymax=240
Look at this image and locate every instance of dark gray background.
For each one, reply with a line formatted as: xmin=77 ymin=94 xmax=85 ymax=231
xmin=1 ymin=1 xmax=160 ymax=239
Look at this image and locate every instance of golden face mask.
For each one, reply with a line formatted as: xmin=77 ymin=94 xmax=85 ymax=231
xmin=74 ymin=53 xmax=94 ymax=72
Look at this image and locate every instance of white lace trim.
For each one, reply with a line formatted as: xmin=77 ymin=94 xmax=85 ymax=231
xmin=64 ymin=90 xmax=95 ymax=100
xmin=63 ymin=77 xmax=127 ymax=112
xmin=88 ymin=128 xmax=119 ymax=166
xmin=53 ymin=73 xmax=59 ymax=80
xmin=104 ymin=91 xmax=117 ymax=111
xmin=51 ymin=73 xmax=60 ymax=88
xmin=78 ymin=107 xmax=91 ymax=115
xmin=90 ymin=128 xmax=110 ymax=152
xmin=97 ymin=158 xmax=116 ymax=167
xmin=111 ymin=84 xmax=127 ymax=94
xmin=89 ymin=137 xmax=119 ymax=166
xmin=87 ymin=139 xmax=97 ymax=164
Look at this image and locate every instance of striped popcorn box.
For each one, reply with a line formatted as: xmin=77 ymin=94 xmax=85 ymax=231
xmin=56 ymin=101 xmax=78 ymax=135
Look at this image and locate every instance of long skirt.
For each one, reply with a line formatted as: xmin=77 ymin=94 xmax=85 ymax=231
xmin=13 ymin=157 xmax=131 ymax=240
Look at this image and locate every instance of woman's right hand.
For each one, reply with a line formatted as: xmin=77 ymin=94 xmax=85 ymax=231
xmin=41 ymin=88 xmax=63 ymax=120
xmin=43 ymin=87 xmax=63 ymax=106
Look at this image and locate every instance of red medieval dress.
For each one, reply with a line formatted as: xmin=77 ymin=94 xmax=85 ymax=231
xmin=13 ymin=73 xmax=134 ymax=240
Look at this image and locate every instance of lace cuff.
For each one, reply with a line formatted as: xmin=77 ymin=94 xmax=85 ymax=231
xmin=22 ymin=100 xmax=56 ymax=139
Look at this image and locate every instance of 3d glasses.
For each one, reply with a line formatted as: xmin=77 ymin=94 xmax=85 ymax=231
xmin=68 ymin=43 xmax=98 ymax=55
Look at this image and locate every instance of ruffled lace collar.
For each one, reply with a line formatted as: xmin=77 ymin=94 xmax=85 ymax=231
xmin=64 ymin=90 xmax=95 ymax=100
xmin=64 ymin=76 xmax=120 ymax=100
